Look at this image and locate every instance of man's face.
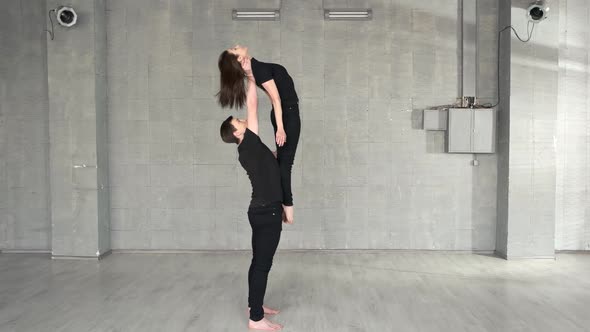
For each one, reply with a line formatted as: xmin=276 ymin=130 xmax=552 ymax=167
xmin=231 ymin=118 xmax=248 ymax=138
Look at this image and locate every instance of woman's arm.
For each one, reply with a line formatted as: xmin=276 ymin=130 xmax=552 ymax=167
xmin=261 ymin=80 xmax=286 ymax=147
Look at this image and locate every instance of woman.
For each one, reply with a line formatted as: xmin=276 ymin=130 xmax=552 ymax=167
xmin=217 ymin=45 xmax=300 ymax=224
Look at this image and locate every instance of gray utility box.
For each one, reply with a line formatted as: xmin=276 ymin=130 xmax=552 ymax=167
xmin=447 ymin=108 xmax=496 ymax=153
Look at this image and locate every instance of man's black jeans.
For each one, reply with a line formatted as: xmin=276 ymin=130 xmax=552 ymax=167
xmin=247 ymin=203 xmax=283 ymax=321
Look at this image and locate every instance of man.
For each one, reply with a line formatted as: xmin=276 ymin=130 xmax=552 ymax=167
xmin=219 ymin=58 xmax=289 ymax=331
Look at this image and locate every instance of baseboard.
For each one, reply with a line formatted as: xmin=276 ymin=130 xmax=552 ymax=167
xmin=52 ymin=249 xmax=112 ymax=260
xmin=495 ymin=250 xmax=555 ymax=260
xmin=0 ymin=249 xmax=51 ymax=254
xmin=508 ymin=256 xmax=555 ymax=260
xmin=279 ymin=249 xmax=497 ymax=255
xmin=2 ymin=248 xmax=580 ymax=259
xmin=52 ymin=255 xmax=99 ymax=260
xmin=112 ymin=249 xmax=496 ymax=255
xmin=112 ymin=249 xmax=251 ymax=254
xmin=495 ymin=250 xmax=507 ymax=259
xmin=98 ymin=250 xmax=112 ymax=260
xmin=555 ymin=250 xmax=590 ymax=254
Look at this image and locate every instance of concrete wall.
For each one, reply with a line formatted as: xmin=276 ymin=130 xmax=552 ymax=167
xmin=47 ymin=0 xmax=111 ymax=257
xmin=495 ymin=0 xmax=560 ymax=258
xmin=0 ymin=0 xmax=51 ymax=251
xmin=1 ymin=0 xmax=587 ymax=252
xmin=496 ymin=0 xmax=590 ymax=255
xmin=94 ymin=0 xmax=111 ymax=256
xmin=555 ymin=0 xmax=590 ymax=250
xmin=495 ymin=0 xmax=511 ymax=258
xmin=106 ymin=0 xmax=498 ymax=250
xmin=511 ymin=0 xmax=559 ymax=258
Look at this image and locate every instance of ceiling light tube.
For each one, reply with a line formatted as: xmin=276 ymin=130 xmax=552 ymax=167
xmin=324 ymin=9 xmax=372 ymax=20
xmin=232 ymin=9 xmax=280 ymax=21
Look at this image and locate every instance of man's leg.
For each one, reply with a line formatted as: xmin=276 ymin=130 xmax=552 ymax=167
xmin=248 ymin=222 xmax=280 ymax=315
xmin=247 ymin=210 xmax=258 ymax=310
xmin=248 ymin=205 xmax=283 ymax=322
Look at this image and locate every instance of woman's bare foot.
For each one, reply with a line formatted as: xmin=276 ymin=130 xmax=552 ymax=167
xmin=283 ymin=205 xmax=294 ymax=224
xmin=248 ymin=318 xmax=283 ymax=331
xmin=248 ymin=306 xmax=280 ymax=315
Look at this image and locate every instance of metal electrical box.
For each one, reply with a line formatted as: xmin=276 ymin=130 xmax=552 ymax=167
xmin=447 ymin=108 xmax=496 ymax=153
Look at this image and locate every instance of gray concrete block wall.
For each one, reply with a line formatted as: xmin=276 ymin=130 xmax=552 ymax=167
xmin=555 ymin=0 xmax=590 ymax=250
xmin=476 ymin=0 xmax=499 ymax=105
xmin=503 ymin=2 xmax=560 ymax=258
xmin=473 ymin=0 xmax=500 ymax=252
xmin=95 ymin=0 xmax=111 ymax=254
xmin=1 ymin=0 xmax=587 ymax=253
xmin=47 ymin=0 xmax=110 ymax=257
xmin=495 ymin=0 xmax=511 ymax=257
xmin=495 ymin=0 xmax=580 ymax=257
xmin=106 ymin=0 xmax=498 ymax=250
xmin=0 ymin=0 xmax=51 ymax=251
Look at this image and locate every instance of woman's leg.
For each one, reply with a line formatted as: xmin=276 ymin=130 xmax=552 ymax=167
xmin=271 ymin=105 xmax=301 ymax=215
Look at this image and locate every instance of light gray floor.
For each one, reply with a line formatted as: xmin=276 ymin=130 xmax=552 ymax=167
xmin=1 ymin=252 xmax=589 ymax=332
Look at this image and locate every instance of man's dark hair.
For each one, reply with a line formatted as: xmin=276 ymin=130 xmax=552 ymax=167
xmin=220 ymin=116 xmax=239 ymax=144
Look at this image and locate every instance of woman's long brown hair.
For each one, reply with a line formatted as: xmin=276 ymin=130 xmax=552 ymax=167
xmin=216 ymin=50 xmax=246 ymax=109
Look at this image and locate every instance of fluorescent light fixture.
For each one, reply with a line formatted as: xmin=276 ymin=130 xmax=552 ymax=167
xmin=324 ymin=9 xmax=372 ymax=20
xmin=232 ymin=9 xmax=280 ymax=21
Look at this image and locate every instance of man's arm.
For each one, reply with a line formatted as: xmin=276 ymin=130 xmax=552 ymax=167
xmin=242 ymin=58 xmax=259 ymax=135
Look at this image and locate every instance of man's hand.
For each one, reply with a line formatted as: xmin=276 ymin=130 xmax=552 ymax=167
xmin=282 ymin=210 xmax=291 ymax=224
xmin=275 ymin=128 xmax=286 ymax=147
xmin=282 ymin=205 xmax=293 ymax=224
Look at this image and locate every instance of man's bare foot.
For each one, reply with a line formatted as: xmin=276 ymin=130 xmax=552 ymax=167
xmin=283 ymin=205 xmax=294 ymax=224
xmin=248 ymin=318 xmax=283 ymax=331
xmin=248 ymin=306 xmax=280 ymax=315
xmin=262 ymin=306 xmax=280 ymax=315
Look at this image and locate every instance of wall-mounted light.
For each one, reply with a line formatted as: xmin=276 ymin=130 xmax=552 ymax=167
xmin=324 ymin=9 xmax=372 ymax=21
xmin=232 ymin=9 xmax=280 ymax=21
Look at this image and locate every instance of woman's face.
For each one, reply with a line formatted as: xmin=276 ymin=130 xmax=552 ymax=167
xmin=227 ymin=45 xmax=248 ymax=61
